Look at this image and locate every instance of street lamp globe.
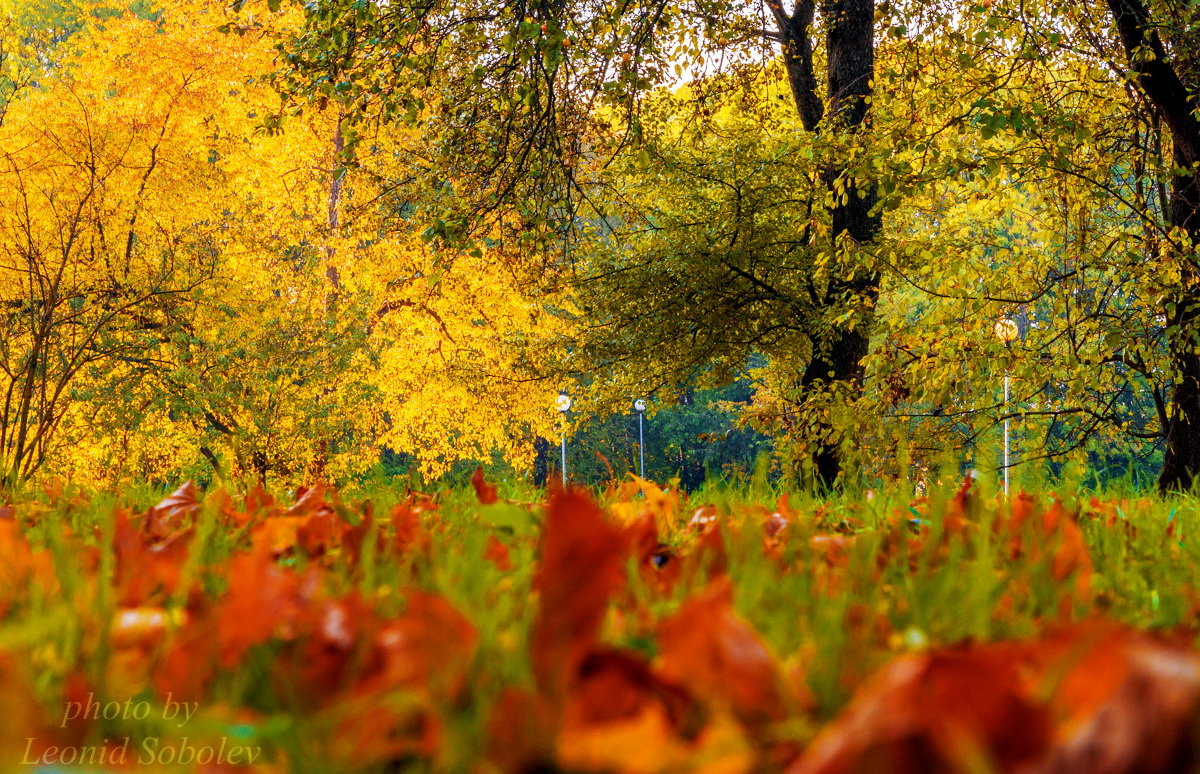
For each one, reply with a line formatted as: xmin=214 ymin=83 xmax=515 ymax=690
xmin=994 ymin=317 xmax=1019 ymax=344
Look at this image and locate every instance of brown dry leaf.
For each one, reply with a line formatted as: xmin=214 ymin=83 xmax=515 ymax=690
xmin=390 ymin=496 xmax=433 ymax=555
xmin=0 ymin=652 xmax=49 ymax=762
xmin=557 ymin=701 xmax=698 ymax=774
xmin=287 ymin=484 xmax=332 ymax=517
xmin=215 ymin=549 xmax=317 ymax=667
xmin=677 ymin=521 xmax=729 ymax=584
xmin=113 ymin=509 xmax=191 ymax=606
xmin=110 ymin=605 xmax=177 ymax=649
xmin=297 ymin=510 xmax=349 ymax=558
xmin=322 ymin=694 xmax=442 ymax=771
xmin=242 ymin=485 xmax=277 ymax=519
xmin=1031 ymin=622 xmax=1200 ymax=774
xmin=154 ymin=594 xmax=220 ymax=702
xmin=657 ymin=578 xmax=788 ymax=734
xmin=145 ymin=481 xmax=201 ymax=538
xmin=368 ymin=589 xmax=479 ymax=701
xmin=624 ymin=512 xmax=679 ymax=595
xmin=530 ymin=488 xmax=628 ymax=704
xmin=565 ymin=648 xmax=700 ymax=732
xmin=250 ymin=515 xmax=305 ymax=556
xmin=1005 ymin=497 xmax=1091 ymax=581
xmin=0 ymin=519 xmax=55 ymax=615
xmin=810 ymin=534 xmax=856 ymax=568
xmin=485 ymin=687 xmax=558 ymax=772
xmin=790 ymin=645 xmax=1053 ymax=774
xmin=558 ymin=652 xmax=754 ymax=774
xmin=276 ymin=595 xmax=371 ymax=710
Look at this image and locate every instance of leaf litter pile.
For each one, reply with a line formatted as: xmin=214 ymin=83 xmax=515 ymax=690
xmin=2 ymin=475 xmax=1200 ymax=772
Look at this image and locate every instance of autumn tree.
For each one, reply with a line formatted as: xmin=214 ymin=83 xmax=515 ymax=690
xmin=827 ymin=5 xmax=1170 ymax=484
xmin=270 ymin=0 xmax=887 ymax=487
xmin=905 ymin=0 xmax=1200 ymax=490
xmin=0 ymin=18 xmax=222 ymax=486
xmin=0 ymin=0 xmax=561 ymax=488
xmin=1094 ymin=0 xmax=1200 ymax=490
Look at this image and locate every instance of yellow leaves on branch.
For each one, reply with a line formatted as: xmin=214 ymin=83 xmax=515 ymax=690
xmin=1 ymin=0 xmax=562 ymax=485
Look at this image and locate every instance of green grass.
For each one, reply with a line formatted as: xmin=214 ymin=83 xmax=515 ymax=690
xmin=1 ymin=475 xmax=1199 ymax=771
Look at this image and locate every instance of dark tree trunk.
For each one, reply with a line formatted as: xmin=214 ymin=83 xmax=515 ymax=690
xmin=774 ymin=0 xmax=823 ymax=132
xmin=773 ymin=0 xmax=879 ymax=489
xmin=800 ymin=326 xmax=873 ymax=486
xmin=532 ymin=435 xmax=551 ymax=488
xmin=1108 ymin=0 xmax=1200 ymax=492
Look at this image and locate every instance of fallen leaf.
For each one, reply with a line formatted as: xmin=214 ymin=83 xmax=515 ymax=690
xmin=657 ymin=578 xmax=787 ymax=733
xmin=471 ymin=465 xmax=499 ymax=504
xmin=530 ymin=488 xmax=628 ymax=704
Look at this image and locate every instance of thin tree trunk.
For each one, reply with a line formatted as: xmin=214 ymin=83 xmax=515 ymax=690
xmin=309 ymin=117 xmax=347 ymax=485
xmin=326 ymin=117 xmax=345 ymax=311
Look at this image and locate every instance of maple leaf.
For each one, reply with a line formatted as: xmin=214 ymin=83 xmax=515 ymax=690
xmin=368 ymin=590 xmax=479 ymax=700
xmin=215 ymin=548 xmax=318 ymax=667
xmin=106 ymin=606 xmax=182 ymax=700
xmin=154 ymin=595 xmax=220 ymax=702
xmin=282 ymin=597 xmax=367 ymax=708
xmin=0 ymin=519 xmax=56 ymax=615
xmin=112 ymin=509 xmax=191 ymax=606
xmin=297 ymin=510 xmax=350 ymax=559
xmin=0 ymin=652 xmax=48 ymax=761
xmin=250 ymin=515 xmax=306 ymax=556
xmin=390 ymin=498 xmax=432 ymax=555
xmin=628 ymin=511 xmax=681 ymax=593
xmin=565 ymin=648 xmax=700 ymax=732
xmin=485 ymin=687 xmax=558 ymax=772
xmin=244 ymin=485 xmax=277 ymax=518
xmin=110 ymin=606 xmax=177 ymax=650
xmin=287 ymin=484 xmax=333 ymax=518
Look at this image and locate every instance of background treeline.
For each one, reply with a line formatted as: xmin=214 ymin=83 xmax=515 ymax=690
xmin=0 ymin=0 xmax=1193 ymax=491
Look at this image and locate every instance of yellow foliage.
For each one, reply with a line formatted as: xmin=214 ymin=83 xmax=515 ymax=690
xmin=0 ymin=0 xmax=562 ymax=486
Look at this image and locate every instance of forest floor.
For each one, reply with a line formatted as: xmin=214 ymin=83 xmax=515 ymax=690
xmin=0 ymin=473 xmax=1197 ymax=772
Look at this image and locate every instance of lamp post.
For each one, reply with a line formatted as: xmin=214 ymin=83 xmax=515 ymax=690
xmin=994 ymin=317 xmax=1019 ymax=496
xmin=555 ymin=392 xmax=571 ymax=486
xmin=633 ymin=399 xmax=646 ymax=479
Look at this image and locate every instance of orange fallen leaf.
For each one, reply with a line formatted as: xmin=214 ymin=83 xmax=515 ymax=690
xmin=530 ymin=488 xmax=628 ymax=704
xmin=657 ymin=578 xmax=787 ymax=734
xmin=1030 ymin=622 xmax=1200 ymax=773
xmin=471 ymin=465 xmax=499 ymax=504
xmin=790 ymin=644 xmax=1052 ymax=774
xmin=483 ymin=534 xmax=514 ymax=571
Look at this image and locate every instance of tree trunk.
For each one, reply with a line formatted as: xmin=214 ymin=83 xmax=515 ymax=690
xmin=1107 ymin=0 xmax=1200 ymax=492
xmin=775 ymin=0 xmax=879 ymax=489
xmin=532 ymin=435 xmax=550 ymax=488
xmin=1159 ymin=299 xmax=1200 ymax=492
xmin=800 ymin=326 xmax=873 ymax=486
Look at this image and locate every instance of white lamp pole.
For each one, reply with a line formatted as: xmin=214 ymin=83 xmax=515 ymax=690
xmin=1003 ymin=371 xmax=1011 ymax=495
xmin=555 ymin=393 xmax=572 ymax=485
xmin=633 ymin=399 xmax=646 ymax=479
xmin=994 ymin=318 xmax=1019 ymax=496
